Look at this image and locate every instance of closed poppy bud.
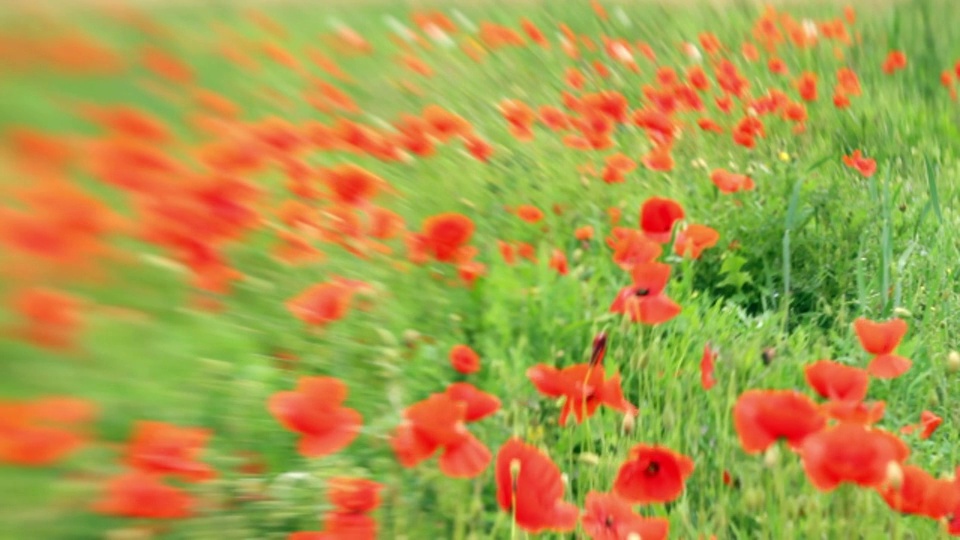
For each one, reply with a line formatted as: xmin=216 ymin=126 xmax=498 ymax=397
xmin=744 ymin=487 xmax=764 ymax=510
xmin=579 ymin=452 xmax=600 ymax=466
xmin=947 ymin=350 xmax=960 ymax=373
xmin=622 ymin=412 xmax=636 ymax=433
xmin=764 ymin=446 xmax=779 ymax=468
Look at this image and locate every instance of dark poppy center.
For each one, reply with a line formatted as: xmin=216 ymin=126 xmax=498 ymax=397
xmin=634 ymin=288 xmax=650 ymax=297
xmin=645 ymin=461 xmax=660 ymax=476
xmin=604 ymin=515 xmax=615 ymax=528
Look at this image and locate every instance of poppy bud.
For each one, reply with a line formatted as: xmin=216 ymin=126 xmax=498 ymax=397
xmin=763 ymin=446 xmax=779 ymax=468
xmin=885 ymin=461 xmax=904 ymax=490
xmin=761 ymin=347 xmax=776 ymax=365
xmin=375 ymin=328 xmax=398 ymax=347
xmin=947 ymin=350 xmax=960 ymax=373
xmin=579 ymin=452 xmax=600 ymax=466
xmin=622 ymin=411 xmax=636 ymax=433
xmin=893 ymin=306 xmax=912 ymax=318
xmin=928 ymin=392 xmax=940 ymax=407
xmin=105 ymin=528 xmax=153 ymax=540
xmin=744 ymin=487 xmax=764 ymax=510
xmin=402 ymin=329 xmax=421 ymax=346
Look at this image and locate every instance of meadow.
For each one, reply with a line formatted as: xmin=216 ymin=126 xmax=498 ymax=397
xmin=1 ymin=0 xmax=959 ymax=538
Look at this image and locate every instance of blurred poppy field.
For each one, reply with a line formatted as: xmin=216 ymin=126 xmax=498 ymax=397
xmin=2 ymin=0 xmax=960 ymax=538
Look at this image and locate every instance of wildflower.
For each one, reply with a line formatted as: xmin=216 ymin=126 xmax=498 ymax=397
xmin=613 ymin=444 xmax=695 ymax=504
xmin=495 ymin=438 xmax=578 ymax=533
xmin=268 ymin=376 xmax=362 ymax=458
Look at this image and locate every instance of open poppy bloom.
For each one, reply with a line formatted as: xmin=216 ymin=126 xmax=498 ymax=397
xmin=292 ymin=477 xmax=382 ymax=540
xmin=882 ymin=50 xmax=907 ymax=74
xmin=732 ymin=389 xmax=825 ymax=453
xmin=286 ymin=279 xmax=363 ymax=328
xmin=0 ymin=396 xmax=96 ymax=466
xmin=853 ymin=317 xmax=911 ymax=378
xmin=9 ymin=288 xmax=84 ymax=351
xmin=514 ymin=205 xmax=544 ymax=223
xmin=876 ymin=465 xmax=960 ymax=519
xmin=803 ymin=360 xmax=869 ymax=402
xmin=93 ymin=471 xmax=194 ymax=519
xmin=639 ymin=197 xmax=684 ymax=243
xmin=527 ymin=362 xmax=635 ymax=426
xmin=125 ymin=421 xmax=215 ymax=482
xmin=582 ymin=491 xmax=670 ymax=540
xmin=800 ymin=423 xmax=909 ymax=491
xmin=613 ymin=444 xmax=695 ymax=504
xmin=419 ymin=212 xmax=476 ymax=263
xmin=268 ymin=376 xmax=362 ymax=458
xmin=327 ymin=477 xmax=383 ymax=513
xmin=674 ymin=224 xmax=720 ymax=259
xmin=608 ymin=228 xmax=663 ymax=270
xmin=842 ymin=150 xmax=877 ymax=178
xmin=609 ymin=262 xmax=681 ymax=325
xmin=495 ymin=437 xmax=578 ymax=533
xmin=444 ymin=382 xmax=501 ymax=422
xmin=321 ymin=164 xmax=383 ymax=206
xmin=449 ymin=344 xmax=481 ymax=374
xmin=710 ymin=169 xmax=755 ymax=194
xmin=821 ymin=400 xmax=886 ymax=425
xmin=900 ymin=410 xmax=942 ymax=440
xmin=389 ymin=392 xmax=491 ymax=478
xmin=549 ymin=249 xmax=569 ymax=275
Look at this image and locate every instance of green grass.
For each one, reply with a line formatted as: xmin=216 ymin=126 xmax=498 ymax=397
xmin=1 ymin=0 xmax=959 ymax=538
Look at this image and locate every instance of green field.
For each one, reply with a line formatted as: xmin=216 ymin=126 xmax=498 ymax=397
xmin=1 ymin=0 xmax=959 ymax=538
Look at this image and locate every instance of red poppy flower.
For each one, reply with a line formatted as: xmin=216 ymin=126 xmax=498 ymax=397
xmin=463 ymin=134 xmax=493 ymax=162
xmin=93 ymin=471 xmax=193 ymax=519
xmin=800 ymin=423 xmax=909 ymax=491
xmin=125 ymin=421 xmax=214 ymax=482
xmin=549 ymin=249 xmax=569 ymax=276
xmin=882 ymin=50 xmax=907 ymax=74
xmin=582 ymin=491 xmax=669 ymax=540
xmin=327 ymin=477 xmax=383 ymax=513
xmin=268 ymin=376 xmax=362 ymax=458
xmin=449 ymin=344 xmax=481 ymax=374
xmin=803 ymin=360 xmax=869 ymax=402
xmin=610 ymin=262 xmax=681 ymax=325
xmin=842 ymin=150 xmax=877 ymax=178
xmin=0 ymin=396 xmax=95 ymax=466
xmin=795 ymin=71 xmax=818 ymax=101
xmin=700 ymin=343 xmax=718 ymax=390
xmin=710 ymin=169 xmax=755 ymax=194
xmin=853 ymin=317 xmax=911 ymax=378
xmin=390 ymin=393 xmax=490 ymax=478
xmin=575 ymin=226 xmax=595 ymax=241
xmin=697 ymin=117 xmax=723 ymax=134
xmin=821 ymin=400 xmax=886 ymax=425
xmin=675 ymin=224 xmax=720 ymax=259
xmin=641 ymin=145 xmax=675 ymax=172
xmin=495 ymin=438 xmax=578 ymax=533
xmin=608 ymin=228 xmax=662 ymax=270
xmin=515 ymin=205 xmax=544 ymax=223
xmin=444 ymin=382 xmax=501 ymax=422
xmin=527 ymin=363 xmax=636 ymax=426
xmin=640 ymin=197 xmax=684 ymax=243
xmin=613 ymin=444 xmax=695 ymax=504
xmin=286 ymin=280 xmax=359 ymax=327
xmin=733 ymin=389 xmax=826 ymax=453
xmin=901 ymin=410 xmax=942 ymax=440
xmin=420 ymin=213 xmax=475 ymax=263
